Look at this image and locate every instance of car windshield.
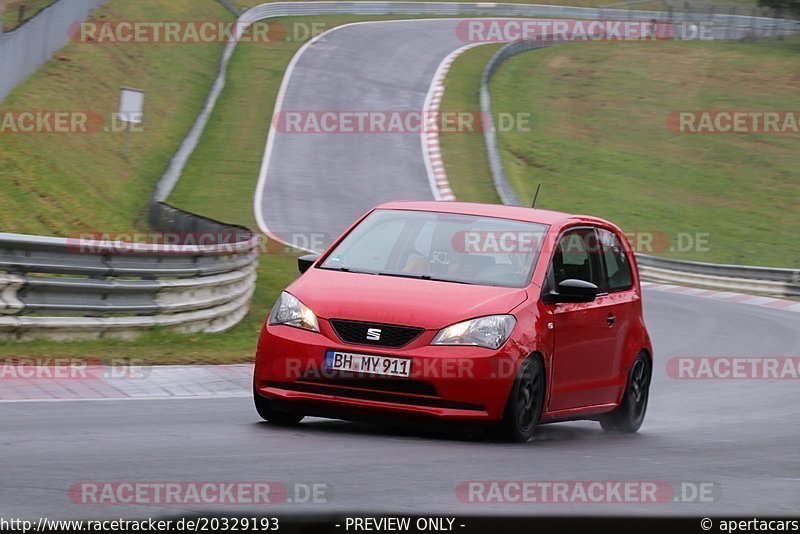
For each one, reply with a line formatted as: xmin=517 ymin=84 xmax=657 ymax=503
xmin=319 ymin=209 xmax=549 ymax=287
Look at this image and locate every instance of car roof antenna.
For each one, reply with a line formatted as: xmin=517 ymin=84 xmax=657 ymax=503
xmin=530 ymin=184 xmax=542 ymax=209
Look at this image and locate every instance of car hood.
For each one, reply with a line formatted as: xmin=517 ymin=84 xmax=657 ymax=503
xmin=288 ymin=268 xmax=530 ymax=330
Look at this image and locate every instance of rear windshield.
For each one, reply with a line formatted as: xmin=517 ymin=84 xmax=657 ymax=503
xmin=320 ymin=209 xmax=549 ymax=287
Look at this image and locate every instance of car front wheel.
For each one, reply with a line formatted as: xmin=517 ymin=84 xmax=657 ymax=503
xmin=497 ymin=356 xmax=545 ymax=442
xmin=600 ymin=352 xmax=651 ymax=433
xmin=253 ymin=386 xmax=305 ymax=425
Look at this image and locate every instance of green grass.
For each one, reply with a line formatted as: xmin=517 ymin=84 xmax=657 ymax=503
xmin=440 ymin=38 xmax=800 ymax=266
xmin=2 ymin=0 xmax=57 ymax=31
xmin=0 ymin=0 xmax=273 ymax=364
xmin=0 ymin=0 xmax=231 ymax=236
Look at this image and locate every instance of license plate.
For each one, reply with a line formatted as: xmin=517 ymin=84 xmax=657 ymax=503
xmin=324 ymin=350 xmax=411 ymax=378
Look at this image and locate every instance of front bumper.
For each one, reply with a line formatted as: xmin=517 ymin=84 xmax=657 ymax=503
xmin=253 ymin=318 xmax=524 ymax=422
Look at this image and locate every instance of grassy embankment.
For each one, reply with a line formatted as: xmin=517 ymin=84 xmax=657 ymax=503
xmin=438 ymin=38 xmax=800 ymax=266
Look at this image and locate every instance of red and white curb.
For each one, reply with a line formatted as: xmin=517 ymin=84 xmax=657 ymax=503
xmin=421 ymin=43 xmax=484 ymax=202
xmin=641 ymin=281 xmax=800 ymax=313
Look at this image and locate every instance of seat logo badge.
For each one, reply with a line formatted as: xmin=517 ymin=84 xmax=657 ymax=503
xmin=366 ymin=328 xmax=382 ymax=341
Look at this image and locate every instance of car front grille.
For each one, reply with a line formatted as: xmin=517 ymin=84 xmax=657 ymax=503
xmin=330 ymin=319 xmax=424 ymax=348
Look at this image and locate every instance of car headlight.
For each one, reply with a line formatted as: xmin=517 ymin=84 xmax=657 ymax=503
xmin=268 ymin=291 xmax=319 ymax=333
xmin=431 ymin=315 xmax=516 ymax=350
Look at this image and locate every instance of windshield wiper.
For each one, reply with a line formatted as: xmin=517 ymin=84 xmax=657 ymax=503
xmin=376 ymin=272 xmax=469 ymax=284
xmin=322 ymin=266 xmax=377 ymax=275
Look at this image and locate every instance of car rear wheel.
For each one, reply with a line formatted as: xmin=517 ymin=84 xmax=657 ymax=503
xmin=253 ymin=386 xmax=305 ymax=425
xmin=600 ymin=352 xmax=651 ymax=433
xmin=497 ymin=356 xmax=545 ymax=442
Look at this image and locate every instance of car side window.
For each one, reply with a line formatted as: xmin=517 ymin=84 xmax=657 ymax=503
xmin=552 ymin=228 xmax=605 ymax=289
xmin=598 ymin=228 xmax=633 ymax=292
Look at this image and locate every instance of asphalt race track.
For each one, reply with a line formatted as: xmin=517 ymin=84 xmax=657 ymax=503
xmin=257 ymin=19 xmax=468 ymax=248
xmin=2 ymin=290 xmax=799 ymax=518
xmin=255 ymin=19 xmax=760 ymax=248
xmin=2 ymin=19 xmax=799 ymax=520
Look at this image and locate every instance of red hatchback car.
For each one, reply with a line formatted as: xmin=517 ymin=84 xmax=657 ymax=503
xmin=254 ymin=201 xmax=653 ymax=441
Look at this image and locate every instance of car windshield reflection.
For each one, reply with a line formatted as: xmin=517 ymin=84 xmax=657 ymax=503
xmin=319 ymin=209 xmax=549 ymax=288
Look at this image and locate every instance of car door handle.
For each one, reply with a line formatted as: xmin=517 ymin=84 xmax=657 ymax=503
xmin=607 ymin=313 xmax=616 ymax=326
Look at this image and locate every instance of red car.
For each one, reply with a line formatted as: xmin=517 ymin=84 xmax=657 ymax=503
xmin=254 ymin=201 xmax=653 ymax=441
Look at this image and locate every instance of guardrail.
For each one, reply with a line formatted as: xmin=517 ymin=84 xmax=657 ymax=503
xmin=637 ymin=255 xmax=800 ymax=297
xmin=479 ymin=37 xmax=799 ymax=298
xmin=0 ymin=203 xmax=258 ymax=340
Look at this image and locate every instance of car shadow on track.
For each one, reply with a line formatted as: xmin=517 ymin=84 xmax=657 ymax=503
xmin=253 ymin=417 xmax=646 ymax=445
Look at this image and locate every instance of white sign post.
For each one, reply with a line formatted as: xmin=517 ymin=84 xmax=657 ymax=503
xmin=118 ymin=87 xmax=145 ymax=159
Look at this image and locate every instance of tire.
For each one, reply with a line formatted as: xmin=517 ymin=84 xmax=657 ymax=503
xmin=497 ymin=356 xmax=545 ymax=442
xmin=253 ymin=386 xmax=304 ymax=425
xmin=600 ymin=352 xmax=651 ymax=433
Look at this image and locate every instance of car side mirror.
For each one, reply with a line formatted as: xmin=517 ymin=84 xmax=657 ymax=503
xmin=547 ymin=279 xmax=598 ymax=303
xmin=298 ymin=253 xmax=321 ymax=274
